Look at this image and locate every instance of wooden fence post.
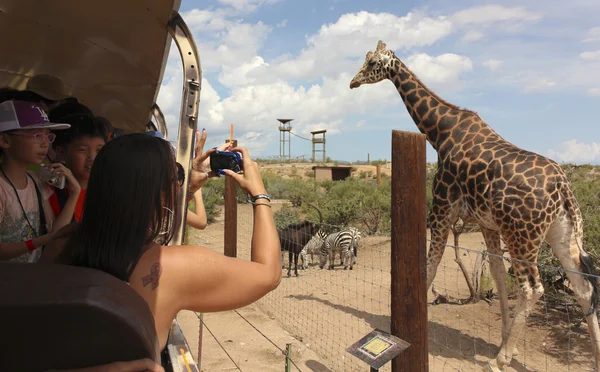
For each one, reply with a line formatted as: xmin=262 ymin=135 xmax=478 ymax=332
xmin=390 ymin=130 xmax=428 ymax=372
xmin=224 ymin=139 xmax=238 ymax=258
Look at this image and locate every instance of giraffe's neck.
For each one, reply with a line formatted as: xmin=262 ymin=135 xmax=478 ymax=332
xmin=387 ymin=56 xmax=468 ymax=152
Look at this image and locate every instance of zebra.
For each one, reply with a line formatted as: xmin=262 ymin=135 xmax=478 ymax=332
xmin=299 ymin=230 xmax=327 ymax=269
xmin=319 ymin=227 xmax=361 ymax=270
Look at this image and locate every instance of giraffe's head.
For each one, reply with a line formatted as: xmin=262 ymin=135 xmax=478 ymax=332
xmin=349 ymin=40 xmax=394 ymax=89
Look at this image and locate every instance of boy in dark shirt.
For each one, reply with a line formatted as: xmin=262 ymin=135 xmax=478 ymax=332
xmin=49 ymin=115 xmax=108 ymax=221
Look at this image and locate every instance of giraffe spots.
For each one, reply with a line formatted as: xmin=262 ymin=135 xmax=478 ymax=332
xmin=416 ymin=100 xmax=430 ymax=119
xmin=438 ymin=106 xmax=450 ymax=116
xmin=399 ymin=69 xmax=411 ymax=81
xmin=441 ymin=170 xmax=455 ymax=185
xmin=449 ymin=183 xmax=461 ymax=198
xmin=417 ymin=89 xmax=429 ymax=99
xmin=451 ymin=127 xmax=466 ymax=143
xmin=400 ymin=82 xmax=416 ymax=92
xmin=406 ymin=91 xmax=419 ymax=106
xmin=495 ymin=149 xmax=508 ymax=159
xmin=427 ymin=127 xmax=439 ymax=145
xmin=452 ymin=150 xmax=465 ymax=162
xmin=394 ymin=79 xmax=401 ymax=88
xmin=501 ymin=152 xmax=518 ymax=163
xmin=410 ymin=111 xmax=420 ymax=125
xmin=433 ymin=181 xmax=448 ymax=197
xmin=430 ymin=99 xmax=439 ymax=108
xmin=467 ymin=123 xmax=481 ymax=133
xmin=480 ymin=150 xmax=494 ymax=162
xmin=427 ymin=110 xmax=439 ymax=126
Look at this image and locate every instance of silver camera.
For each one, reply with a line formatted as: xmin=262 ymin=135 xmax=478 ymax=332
xmin=39 ymin=165 xmax=66 ymax=189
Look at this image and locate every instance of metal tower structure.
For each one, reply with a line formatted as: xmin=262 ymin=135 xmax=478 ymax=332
xmin=311 ymin=129 xmax=326 ymax=162
xmin=277 ymin=118 xmax=293 ymax=161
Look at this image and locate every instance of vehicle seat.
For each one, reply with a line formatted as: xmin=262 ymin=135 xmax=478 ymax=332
xmin=0 ymin=262 xmax=160 ymax=372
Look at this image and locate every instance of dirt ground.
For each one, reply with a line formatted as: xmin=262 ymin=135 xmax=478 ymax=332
xmin=179 ymin=201 xmax=595 ymax=372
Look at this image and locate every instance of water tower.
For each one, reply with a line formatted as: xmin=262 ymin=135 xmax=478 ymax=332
xmin=277 ymin=118 xmax=293 ymax=161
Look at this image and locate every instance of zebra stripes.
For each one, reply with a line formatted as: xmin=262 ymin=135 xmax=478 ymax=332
xmin=299 ymin=230 xmax=327 ymax=269
xmin=319 ymin=227 xmax=362 ymax=270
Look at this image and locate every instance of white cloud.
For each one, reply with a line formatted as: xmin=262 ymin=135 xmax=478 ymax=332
xmin=405 ymin=53 xmax=473 ymax=89
xmin=270 ymin=11 xmax=454 ymax=81
xmin=548 ymin=140 xmax=600 ymax=164
xmin=482 ymin=59 xmax=503 ymax=72
xmin=451 ymin=5 xmax=541 ymax=43
xmin=217 ymin=0 xmax=280 ymax=12
xmin=276 ymin=19 xmax=287 ymax=28
xmin=580 ymin=50 xmax=600 ymax=61
xmin=462 ymin=30 xmax=484 ymax=42
xmin=451 ymin=5 xmax=541 ymax=26
xmin=588 ymin=88 xmax=600 ymax=96
xmin=523 ymin=77 xmax=556 ymax=92
xmin=219 ymin=56 xmax=270 ymax=87
xmin=356 ymin=120 xmax=366 ymax=128
xmin=154 ymin=6 xmax=505 ymax=156
xmin=583 ymin=27 xmax=600 ymax=43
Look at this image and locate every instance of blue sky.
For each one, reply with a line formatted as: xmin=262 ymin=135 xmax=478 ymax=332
xmin=156 ymin=0 xmax=600 ymax=164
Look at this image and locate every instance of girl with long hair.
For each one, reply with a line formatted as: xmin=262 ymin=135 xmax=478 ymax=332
xmin=41 ymin=131 xmax=281 ymax=350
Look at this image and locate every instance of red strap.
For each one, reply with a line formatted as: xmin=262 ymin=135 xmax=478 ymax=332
xmin=25 ymin=240 xmax=35 ymax=251
xmin=49 ymin=191 xmax=61 ymax=217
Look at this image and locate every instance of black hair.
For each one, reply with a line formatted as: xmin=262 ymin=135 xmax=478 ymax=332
xmin=21 ymin=90 xmax=57 ymax=105
xmin=66 ymin=133 xmax=180 ymax=281
xmin=48 ymin=101 xmax=93 ymax=122
xmin=52 ymin=115 xmax=109 ymax=150
xmin=0 ymin=87 xmax=45 ymax=104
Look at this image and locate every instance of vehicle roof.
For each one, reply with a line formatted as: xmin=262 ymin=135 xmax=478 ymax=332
xmin=0 ymin=0 xmax=181 ymax=133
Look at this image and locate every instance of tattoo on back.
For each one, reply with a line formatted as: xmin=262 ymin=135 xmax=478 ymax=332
xmin=141 ymin=263 xmax=162 ymax=290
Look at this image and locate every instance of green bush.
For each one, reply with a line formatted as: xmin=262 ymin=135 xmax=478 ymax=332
xmin=274 ymin=205 xmax=301 ymax=230
xmin=200 ymin=178 xmax=225 ymax=223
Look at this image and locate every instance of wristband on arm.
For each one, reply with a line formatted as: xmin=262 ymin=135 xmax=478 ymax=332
xmin=25 ymin=239 xmax=36 ymax=251
xmin=249 ymin=194 xmax=271 ymax=204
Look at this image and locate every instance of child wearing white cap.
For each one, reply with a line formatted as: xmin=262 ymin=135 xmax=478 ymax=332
xmin=0 ymin=100 xmax=81 ymax=262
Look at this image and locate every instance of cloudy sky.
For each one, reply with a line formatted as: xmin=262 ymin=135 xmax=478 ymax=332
xmin=156 ymin=0 xmax=600 ymax=164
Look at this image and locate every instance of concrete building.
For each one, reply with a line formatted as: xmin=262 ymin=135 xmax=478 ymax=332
xmin=312 ymin=165 xmax=353 ymax=181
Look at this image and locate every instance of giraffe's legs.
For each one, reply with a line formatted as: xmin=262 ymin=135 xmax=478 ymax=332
xmin=546 ymin=213 xmax=600 ymax=371
xmin=489 ymin=246 xmax=544 ymax=372
xmin=427 ymin=209 xmax=452 ymax=292
xmin=480 ymin=229 xmax=512 ymax=349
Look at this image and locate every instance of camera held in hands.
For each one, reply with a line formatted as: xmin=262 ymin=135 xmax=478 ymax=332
xmin=210 ymin=150 xmax=243 ymax=174
xmin=39 ymin=164 xmax=66 ymax=189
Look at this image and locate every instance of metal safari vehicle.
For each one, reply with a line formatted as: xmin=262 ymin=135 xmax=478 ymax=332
xmin=0 ymin=1 xmax=202 ymax=370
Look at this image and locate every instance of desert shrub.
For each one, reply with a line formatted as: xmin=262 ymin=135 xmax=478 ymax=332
xmin=261 ymin=170 xmax=289 ymax=199
xmin=200 ymin=178 xmax=225 ymax=223
xmin=358 ymin=179 xmax=392 ymax=234
xmin=274 ymin=205 xmax=301 ymax=230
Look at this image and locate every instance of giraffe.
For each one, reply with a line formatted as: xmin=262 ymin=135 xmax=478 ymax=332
xmin=349 ymin=40 xmax=600 ymax=371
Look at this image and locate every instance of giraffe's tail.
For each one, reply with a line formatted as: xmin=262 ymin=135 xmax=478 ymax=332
xmin=561 ymin=184 xmax=599 ymax=316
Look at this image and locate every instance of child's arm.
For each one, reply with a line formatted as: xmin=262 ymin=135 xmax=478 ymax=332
xmin=0 ymin=234 xmax=54 ymax=261
xmin=47 ymin=163 xmax=81 ymax=232
xmin=186 ymin=188 xmax=207 ymax=230
xmin=0 ymin=186 xmax=54 ymax=260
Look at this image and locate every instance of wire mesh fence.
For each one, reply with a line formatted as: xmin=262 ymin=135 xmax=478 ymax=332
xmin=186 ymin=196 xmax=599 ymax=372
xmin=235 ymin=202 xmax=392 ymax=371
xmin=427 ymin=234 xmax=599 ymax=372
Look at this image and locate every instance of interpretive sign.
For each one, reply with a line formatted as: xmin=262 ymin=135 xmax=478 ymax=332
xmin=346 ymin=329 xmax=410 ymax=370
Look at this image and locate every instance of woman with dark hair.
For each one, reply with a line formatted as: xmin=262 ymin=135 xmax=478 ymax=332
xmin=40 ymin=132 xmax=281 ymax=350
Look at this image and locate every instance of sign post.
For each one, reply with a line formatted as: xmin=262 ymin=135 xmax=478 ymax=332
xmin=346 ymin=329 xmax=410 ymax=371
